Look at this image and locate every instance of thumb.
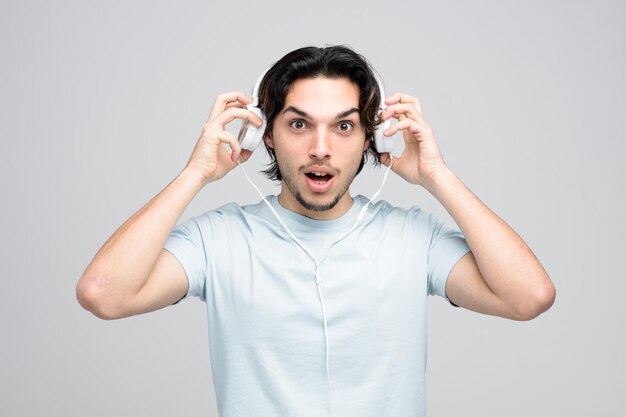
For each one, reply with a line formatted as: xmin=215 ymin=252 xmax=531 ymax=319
xmin=379 ymin=152 xmax=392 ymax=166
xmin=238 ymin=149 xmax=253 ymax=163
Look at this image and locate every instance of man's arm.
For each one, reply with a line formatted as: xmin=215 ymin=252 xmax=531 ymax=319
xmin=380 ymin=93 xmax=555 ymax=320
xmin=76 ymin=92 xmax=263 ymax=319
xmin=426 ymin=170 xmax=554 ymax=320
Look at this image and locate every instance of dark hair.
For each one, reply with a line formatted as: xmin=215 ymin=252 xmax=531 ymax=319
xmin=259 ymin=45 xmax=382 ymax=181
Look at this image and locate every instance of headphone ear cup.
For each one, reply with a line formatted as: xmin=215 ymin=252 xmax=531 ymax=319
xmin=373 ymin=74 xmax=393 ymax=154
xmin=238 ymin=105 xmax=267 ymax=150
xmin=374 ymin=117 xmax=392 ymax=153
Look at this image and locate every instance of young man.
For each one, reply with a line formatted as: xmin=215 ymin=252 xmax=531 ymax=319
xmin=77 ymin=46 xmax=555 ymax=416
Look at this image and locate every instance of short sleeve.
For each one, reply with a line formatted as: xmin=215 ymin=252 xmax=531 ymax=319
xmin=164 ymin=218 xmax=207 ymax=302
xmin=425 ymin=213 xmax=471 ymax=301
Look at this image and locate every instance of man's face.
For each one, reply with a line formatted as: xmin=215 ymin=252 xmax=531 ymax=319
xmin=265 ymin=76 xmax=369 ymax=220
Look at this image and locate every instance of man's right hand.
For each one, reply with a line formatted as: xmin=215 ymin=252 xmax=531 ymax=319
xmin=76 ymin=92 xmax=264 ymax=320
xmin=185 ymin=92 xmax=264 ymax=185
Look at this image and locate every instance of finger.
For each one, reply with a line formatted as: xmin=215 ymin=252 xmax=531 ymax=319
xmin=209 ymin=130 xmax=242 ymax=164
xmin=384 ymin=118 xmax=429 ymax=138
xmin=386 ymin=93 xmax=423 ymax=116
xmin=208 ymin=91 xmax=253 ymax=121
xmin=379 ymin=152 xmax=391 ymax=166
xmin=224 ymin=100 xmax=248 ymax=111
xmin=381 ymin=103 xmax=425 ymax=124
xmin=238 ymin=149 xmax=253 ymax=164
xmin=209 ymin=107 xmax=264 ymax=130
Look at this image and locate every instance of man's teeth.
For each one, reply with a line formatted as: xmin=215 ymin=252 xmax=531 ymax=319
xmin=307 ymin=171 xmax=331 ymax=184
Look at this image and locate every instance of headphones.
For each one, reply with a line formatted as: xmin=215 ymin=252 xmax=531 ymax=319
xmin=237 ymin=70 xmax=393 ymax=153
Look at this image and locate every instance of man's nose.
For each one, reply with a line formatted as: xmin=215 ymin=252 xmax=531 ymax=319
xmin=309 ymin=127 xmax=331 ymax=159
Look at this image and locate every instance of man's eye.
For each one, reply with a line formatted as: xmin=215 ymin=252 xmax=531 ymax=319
xmin=290 ymin=120 xmax=307 ymax=129
xmin=338 ymin=122 xmax=354 ymax=132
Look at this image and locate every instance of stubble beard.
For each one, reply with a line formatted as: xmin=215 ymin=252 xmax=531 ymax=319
xmin=279 ymin=160 xmax=360 ymax=213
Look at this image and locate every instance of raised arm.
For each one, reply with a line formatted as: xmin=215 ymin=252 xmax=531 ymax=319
xmin=380 ymin=93 xmax=555 ymax=320
xmin=76 ymin=92 xmax=263 ymax=319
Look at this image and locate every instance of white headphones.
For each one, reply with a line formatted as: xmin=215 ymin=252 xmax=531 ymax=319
xmin=237 ymin=70 xmax=393 ymax=153
xmin=237 ymin=69 xmax=269 ymax=151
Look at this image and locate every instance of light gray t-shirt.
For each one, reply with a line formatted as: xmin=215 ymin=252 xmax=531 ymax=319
xmin=165 ymin=195 xmax=470 ymax=417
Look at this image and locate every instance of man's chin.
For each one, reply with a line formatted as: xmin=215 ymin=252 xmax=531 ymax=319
xmin=295 ymin=192 xmax=342 ymax=212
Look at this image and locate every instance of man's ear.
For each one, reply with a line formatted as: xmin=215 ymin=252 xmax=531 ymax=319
xmin=264 ymin=132 xmax=274 ymax=149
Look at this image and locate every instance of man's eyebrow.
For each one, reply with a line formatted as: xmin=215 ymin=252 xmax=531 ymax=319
xmin=282 ymin=106 xmax=309 ymax=118
xmin=282 ymin=106 xmax=360 ymax=120
xmin=335 ymin=108 xmax=359 ymax=120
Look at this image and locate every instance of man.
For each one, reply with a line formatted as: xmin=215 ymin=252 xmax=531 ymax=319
xmin=77 ymin=45 xmax=555 ymax=416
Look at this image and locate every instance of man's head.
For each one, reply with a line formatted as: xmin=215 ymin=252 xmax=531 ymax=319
xmin=252 ymin=45 xmax=385 ymax=219
xmin=258 ymin=45 xmax=383 ymax=182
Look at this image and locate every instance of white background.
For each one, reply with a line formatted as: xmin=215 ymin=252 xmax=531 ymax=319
xmin=1 ymin=0 xmax=624 ymax=415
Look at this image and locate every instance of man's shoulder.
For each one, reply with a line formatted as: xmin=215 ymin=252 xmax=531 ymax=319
xmin=357 ymin=196 xmax=425 ymax=220
xmin=358 ymin=196 xmax=457 ymax=236
xmin=191 ymin=197 xmax=276 ymax=224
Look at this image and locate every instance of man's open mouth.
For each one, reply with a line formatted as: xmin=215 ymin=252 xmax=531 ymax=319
xmin=305 ymin=172 xmax=333 ymax=183
xmin=304 ymin=167 xmax=336 ymax=193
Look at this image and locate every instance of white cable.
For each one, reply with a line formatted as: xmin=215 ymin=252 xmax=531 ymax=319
xmin=314 ymin=268 xmax=333 ymax=415
xmin=237 ymin=155 xmax=393 ymax=417
xmin=354 ymin=154 xmax=393 ymax=225
xmin=238 ymin=161 xmax=307 ymax=248
xmin=316 ymin=155 xmax=394 ymax=264
xmin=238 ymin=161 xmax=333 ymax=412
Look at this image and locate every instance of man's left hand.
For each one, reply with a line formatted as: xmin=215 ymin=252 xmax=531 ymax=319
xmin=379 ymin=93 xmax=449 ymax=187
